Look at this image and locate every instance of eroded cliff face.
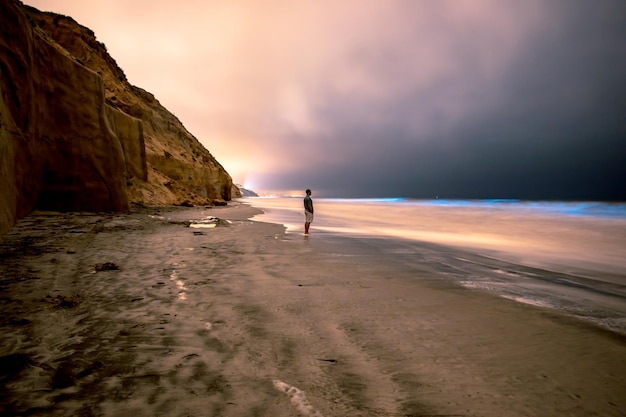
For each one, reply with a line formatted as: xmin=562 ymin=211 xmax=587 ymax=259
xmin=1 ymin=0 xmax=128 ymax=236
xmin=0 ymin=0 xmax=240 ymax=235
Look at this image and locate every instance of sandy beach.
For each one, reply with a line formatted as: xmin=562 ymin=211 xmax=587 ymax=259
xmin=1 ymin=202 xmax=624 ymax=417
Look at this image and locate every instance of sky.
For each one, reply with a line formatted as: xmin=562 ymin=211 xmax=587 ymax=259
xmin=24 ymin=0 xmax=626 ymax=200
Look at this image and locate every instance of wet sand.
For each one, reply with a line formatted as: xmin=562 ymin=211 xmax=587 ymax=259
xmin=0 ymin=202 xmax=625 ymax=417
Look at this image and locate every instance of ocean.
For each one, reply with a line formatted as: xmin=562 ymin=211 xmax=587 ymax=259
xmin=242 ymin=197 xmax=626 ymax=334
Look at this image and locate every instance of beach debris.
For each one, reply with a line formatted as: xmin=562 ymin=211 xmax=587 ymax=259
xmin=42 ymin=294 xmax=82 ymax=309
xmin=189 ymin=216 xmax=231 ymax=229
xmin=317 ymin=358 xmax=338 ymax=363
xmin=66 ymin=248 xmax=77 ymax=254
xmin=182 ymin=353 xmax=201 ymax=361
xmin=94 ymin=262 xmax=119 ymax=272
xmin=273 ymin=380 xmax=324 ymax=417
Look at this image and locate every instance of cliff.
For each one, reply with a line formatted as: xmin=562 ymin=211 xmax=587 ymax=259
xmin=0 ymin=0 xmax=240 ymax=236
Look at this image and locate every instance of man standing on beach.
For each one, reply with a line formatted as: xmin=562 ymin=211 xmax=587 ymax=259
xmin=304 ymin=189 xmax=314 ymax=235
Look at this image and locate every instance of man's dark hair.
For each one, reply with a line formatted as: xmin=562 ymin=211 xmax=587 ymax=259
xmin=305 ymin=189 xmax=311 ymax=194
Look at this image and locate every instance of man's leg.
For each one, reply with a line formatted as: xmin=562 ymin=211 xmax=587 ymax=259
xmin=304 ymin=222 xmax=310 ymax=234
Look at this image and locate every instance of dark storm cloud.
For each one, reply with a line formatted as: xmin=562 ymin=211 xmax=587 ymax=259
xmin=269 ymin=1 xmax=626 ymax=199
xmin=24 ymin=1 xmax=625 ymax=198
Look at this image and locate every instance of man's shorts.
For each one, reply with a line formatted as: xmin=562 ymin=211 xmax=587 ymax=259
xmin=305 ymin=211 xmax=314 ymax=223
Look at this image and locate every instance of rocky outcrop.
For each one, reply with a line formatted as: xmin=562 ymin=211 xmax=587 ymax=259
xmin=104 ymin=105 xmax=147 ymax=182
xmin=23 ymin=4 xmax=240 ymax=205
xmin=1 ymin=0 xmax=128 ymax=235
xmin=238 ymin=186 xmax=260 ymax=197
xmin=0 ymin=0 xmax=240 ymax=236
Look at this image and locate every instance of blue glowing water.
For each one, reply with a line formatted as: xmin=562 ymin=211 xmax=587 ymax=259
xmin=323 ymin=198 xmax=626 ymax=218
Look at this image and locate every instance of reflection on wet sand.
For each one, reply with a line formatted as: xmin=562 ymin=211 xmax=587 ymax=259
xmin=248 ymin=197 xmax=626 ymax=333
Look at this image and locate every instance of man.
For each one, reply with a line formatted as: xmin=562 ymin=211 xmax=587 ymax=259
xmin=304 ymin=189 xmax=314 ymax=235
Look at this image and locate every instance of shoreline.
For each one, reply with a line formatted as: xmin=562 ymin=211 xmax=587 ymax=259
xmin=1 ymin=202 xmax=625 ymax=416
xmin=248 ymin=197 xmax=626 ymax=336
